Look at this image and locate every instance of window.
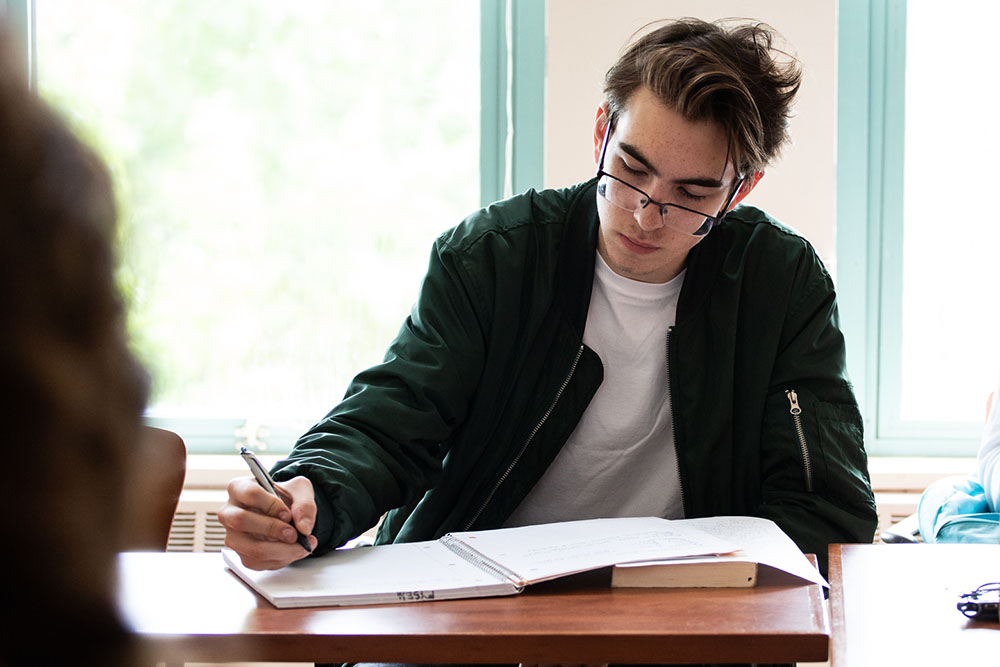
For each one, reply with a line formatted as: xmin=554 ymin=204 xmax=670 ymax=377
xmin=14 ymin=0 xmax=544 ymax=453
xmin=838 ymin=0 xmax=998 ymax=456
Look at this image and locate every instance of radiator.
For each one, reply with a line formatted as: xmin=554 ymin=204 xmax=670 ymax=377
xmin=167 ymin=489 xmax=229 ymax=552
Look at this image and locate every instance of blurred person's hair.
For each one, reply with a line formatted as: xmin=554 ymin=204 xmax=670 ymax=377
xmin=604 ymin=17 xmax=802 ymax=176
xmin=0 ymin=24 xmax=149 ymax=666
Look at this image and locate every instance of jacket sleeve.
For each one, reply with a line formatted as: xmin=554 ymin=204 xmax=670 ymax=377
xmin=755 ymin=249 xmax=878 ymax=575
xmin=270 ymin=237 xmax=488 ymax=552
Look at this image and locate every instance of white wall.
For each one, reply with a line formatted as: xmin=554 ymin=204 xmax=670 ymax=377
xmin=544 ymin=0 xmax=838 ymax=272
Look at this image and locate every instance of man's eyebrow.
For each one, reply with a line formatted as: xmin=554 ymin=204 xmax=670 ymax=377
xmin=619 ymin=141 xmax=661 ymax=177
xmin=619 ymin=141 xmax=726 ymax=189
xmin=677 ymin=176 xmax=725 ymax=188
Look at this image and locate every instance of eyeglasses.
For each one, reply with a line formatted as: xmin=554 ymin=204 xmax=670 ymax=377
xmin=596 ymin=122 xmax=745 ymax=237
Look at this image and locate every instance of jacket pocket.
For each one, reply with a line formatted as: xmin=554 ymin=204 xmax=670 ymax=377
xmin=813 ymin=396 xmax=873 ymax=509
xmin=779 ymin=385 xmax=872 ymax=506
xmin=763 ymin=385 xmax=868 ymax=501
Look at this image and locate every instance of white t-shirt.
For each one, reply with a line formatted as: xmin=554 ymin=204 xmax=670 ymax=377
xmin=976 ymin=371 xmax=1000 ymax=510
xmin=504 ymin=252 xmax=685 ymax=527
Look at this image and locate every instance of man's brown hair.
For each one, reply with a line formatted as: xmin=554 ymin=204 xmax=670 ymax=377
xmin=604 ymin=17 xmax=802 ymax=175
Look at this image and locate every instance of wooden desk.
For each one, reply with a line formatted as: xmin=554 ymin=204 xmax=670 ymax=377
xmin=829 ymin=543 xmax=1000 ymax=666
xmin=118 ymin=551 xmax=829 ymax=665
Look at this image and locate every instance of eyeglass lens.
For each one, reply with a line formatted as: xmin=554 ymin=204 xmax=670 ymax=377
xmin=598 ymin=175 xmax=716 ymax=236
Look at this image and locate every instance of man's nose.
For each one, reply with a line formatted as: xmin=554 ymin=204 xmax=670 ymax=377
xmin=633 ymin=203 xmax=665 ymax=231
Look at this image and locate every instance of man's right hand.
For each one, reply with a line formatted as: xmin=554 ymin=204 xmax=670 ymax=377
xmin=218 ymin=474 xmax=319 ymax=570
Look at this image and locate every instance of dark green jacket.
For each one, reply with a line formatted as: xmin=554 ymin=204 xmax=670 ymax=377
xmin=273 ymin=179 xmax=877 ymax=574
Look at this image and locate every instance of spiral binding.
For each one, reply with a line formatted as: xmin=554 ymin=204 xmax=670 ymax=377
xmin=440 ymin=534 xmax=526 ymax=589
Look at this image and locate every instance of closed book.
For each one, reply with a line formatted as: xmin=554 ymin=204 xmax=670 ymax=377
xmin=612 ymin=556 xmax=758 ymax=588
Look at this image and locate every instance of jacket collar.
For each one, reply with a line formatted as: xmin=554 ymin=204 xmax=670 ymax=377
xmin=555 ymin=179 xmax=600 ymax=338
xmin=676 ymin=216 xmax=724 ymax=324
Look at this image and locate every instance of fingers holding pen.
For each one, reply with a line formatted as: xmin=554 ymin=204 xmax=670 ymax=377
xmin=226 ymin=475 xmax=315 ymax=528
xmin=219 ymin=478 xmax=284 ymax=541
xmin=275 ymin=475 xmax=317 ymax=536
xmin=219 ymin=476 xmax=317 ymax=570
xmin=227 ymin=476 xmax=290 ymax=521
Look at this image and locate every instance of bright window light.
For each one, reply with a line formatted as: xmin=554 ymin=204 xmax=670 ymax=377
xmin=900 ymin=1 xmax=1000 ymax=423
xmin=36 ymin=1 xmax=481 ymax=451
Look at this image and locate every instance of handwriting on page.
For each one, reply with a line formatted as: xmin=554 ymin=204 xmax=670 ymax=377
xmin=456 ymin=517 xmax=737 ymax=584
xmin=513 ymin=531 xmax=715 ymax=570
xmin=527 ymin=531 xmax=693 ymax=556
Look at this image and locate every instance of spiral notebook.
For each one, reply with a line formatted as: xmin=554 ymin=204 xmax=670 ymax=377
xmin=222 ymin=516 xmax=738 ymax=608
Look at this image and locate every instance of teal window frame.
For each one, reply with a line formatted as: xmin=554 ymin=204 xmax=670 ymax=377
xmin=1 ymin=0 xmax=33 ymax=81
xmin=481 ymin=0 xmax=546 ymax=203
xmin=838 ymin=0 xmax=979 ymax=457
xmin=6 ymin=0 xmax=547 ymax=454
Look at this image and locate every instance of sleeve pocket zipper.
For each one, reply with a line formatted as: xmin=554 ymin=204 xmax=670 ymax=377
xmin=786 ymin=389 xmax=814 ymax=492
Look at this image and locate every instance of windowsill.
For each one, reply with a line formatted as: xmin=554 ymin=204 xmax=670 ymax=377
xmin=181 ymin=454 xmax=981 ymax=493
xmin=867 ymin=456 xmax=976 ymax=491
xmin=183 ymin=453 xmax=287 ymax=490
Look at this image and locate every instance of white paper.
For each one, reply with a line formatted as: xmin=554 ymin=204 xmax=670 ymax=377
xmin=222 ymin=541 xmax=519 ymax=608
xmin=613 ymin=516 xmax=829 ymax=587
xmin=447 ymin=516 xmax=738 ymax=585
xmin=223 ymin=516 xmax=747 ymax=608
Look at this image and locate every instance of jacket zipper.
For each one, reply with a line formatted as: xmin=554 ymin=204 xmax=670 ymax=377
xmin=785 ymin=389 xmax=814 ymax=492
xmin=462 ymin=344 xmax=586 ymax=530
xmin=666 ymin=327 xmax=686 ymax=512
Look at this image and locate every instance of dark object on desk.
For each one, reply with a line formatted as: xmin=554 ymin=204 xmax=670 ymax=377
xmin=829 ymin=544 xmax=1000 ymax=665
xmin=957 ymin=582 xmax=1000 ymax=620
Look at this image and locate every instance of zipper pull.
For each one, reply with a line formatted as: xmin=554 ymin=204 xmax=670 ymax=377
xmin=786 ymin=389 xmax=802 ymax=415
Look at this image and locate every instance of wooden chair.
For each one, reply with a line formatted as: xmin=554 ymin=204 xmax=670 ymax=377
xmin=121 ymin=426 xmax=187 ymax=551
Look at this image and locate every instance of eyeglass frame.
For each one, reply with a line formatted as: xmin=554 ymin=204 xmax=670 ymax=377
xmin=595 ymin=120 xmax=746 ymax=237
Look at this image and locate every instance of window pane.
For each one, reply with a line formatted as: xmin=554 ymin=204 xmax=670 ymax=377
xmin=900 ymin=2 xmax=1000 ymax=423
xmin=37 ymin=1 xmax=480 ymax=451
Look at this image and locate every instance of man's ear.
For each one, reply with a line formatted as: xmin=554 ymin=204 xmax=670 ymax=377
xmin=728 ymin=171 xmax=765 ymax=210
xmin=593 ymin=103 xmax=611 ymax=166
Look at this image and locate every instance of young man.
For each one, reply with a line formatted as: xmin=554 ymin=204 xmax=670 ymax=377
xmin=220 ymin=18 xmax=877 ymax=577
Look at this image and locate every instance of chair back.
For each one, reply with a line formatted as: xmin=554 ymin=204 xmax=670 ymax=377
xmin=121 ymin=426 xmax=186 ymax=551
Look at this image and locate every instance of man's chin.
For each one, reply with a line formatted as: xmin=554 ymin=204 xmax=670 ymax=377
xmin=605 ymin=254 xmax=657 ymax=281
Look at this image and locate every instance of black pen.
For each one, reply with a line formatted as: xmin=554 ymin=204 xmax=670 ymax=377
xmin=239 ymin=447 xmax=313 ymax=553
